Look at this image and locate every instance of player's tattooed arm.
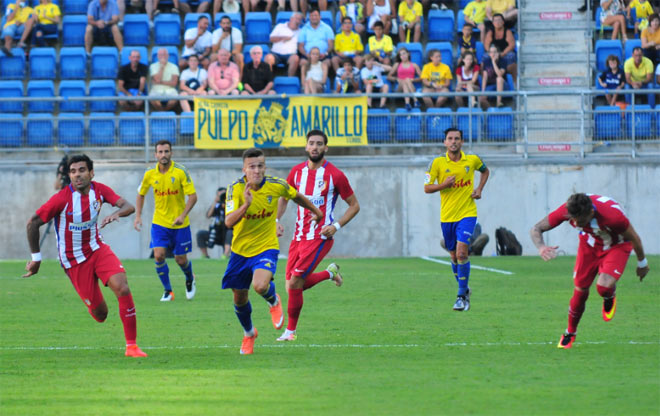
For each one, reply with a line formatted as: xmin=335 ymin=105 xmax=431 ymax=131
xmin=530 ymin=216 xmax=559 ymax=261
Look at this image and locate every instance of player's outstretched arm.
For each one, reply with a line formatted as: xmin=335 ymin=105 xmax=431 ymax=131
xmin=24 ymin=214 xmax=46 ymax=277
xmin=100 ymin=198 xmax=135 ymax=229
xmin=622 ymin=224 xmax=650 ymax=281
xmin=292 ymin=192 xmax=323 ymax=223
xmin=133 ymin=194 xmax=146 ymax=231
xmin=530 ymin=216 xmax=559 ymax=261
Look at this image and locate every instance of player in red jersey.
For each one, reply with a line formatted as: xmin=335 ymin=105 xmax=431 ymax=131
xmin=530 ymin=193 xmax=650 ymax=349
xmin=24 ymin=154 xmax=147 ymax=358
xmin=275 ymin=129 xmax=361 ymax=341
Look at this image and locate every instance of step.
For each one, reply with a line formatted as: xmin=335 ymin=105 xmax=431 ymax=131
xmin=521 ymin=53 xmax=589 ymax=64
xmin=522 ymin=62 xmax=588 ymax=78
xmin=525 ymin=95 xmax=584 ymax=112
xmin=520 ymin=31 xmax=590 ymax=52
xmin=521 ymin=0 xmax=584 ymax=13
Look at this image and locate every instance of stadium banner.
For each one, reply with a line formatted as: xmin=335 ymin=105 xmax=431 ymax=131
xmin=194 ymin=96 xmax=368 ymax=149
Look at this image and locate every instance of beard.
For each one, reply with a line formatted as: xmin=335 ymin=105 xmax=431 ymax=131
xmin=307 ymin=151 xmax=325 ymax=163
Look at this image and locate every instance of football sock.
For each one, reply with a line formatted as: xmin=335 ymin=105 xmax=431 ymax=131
xmin=568 ymin=288 xmax=590 ymax=334
xmin=457 ymin=260 xmax=470 ymax=296
xmin=155 ymin=261 xmax=171 ymax=292
xmin=596 ymin=284 xmax=615 ymax=299
xmin=234 ymin=301 xmax=253 ymax=334
xmin=118 ymin=294 xmax=137 ymax=345
xmin=261 ymin=281 xmax=278 ymax=306
xmin=451 ymin=262 xmax=459 ymax=283
xmin=180 ymin=260 xmax=194 ymax=282
xmin=287 ymin=288 xmax=304 ymax=331
xmin=303 ymin=271 xmax=330 ymax=290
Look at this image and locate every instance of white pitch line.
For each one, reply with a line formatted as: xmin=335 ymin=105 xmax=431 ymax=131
xmin=420 ymin=256 xmax=514 ymax=275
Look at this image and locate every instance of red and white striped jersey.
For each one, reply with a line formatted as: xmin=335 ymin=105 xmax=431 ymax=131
xmin=286 ymin=160 xmax=354 ymax=241
xmin=36 ymin=181 xmax=121 ymax=269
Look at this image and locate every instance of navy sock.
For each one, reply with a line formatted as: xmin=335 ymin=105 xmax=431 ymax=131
xmin=261 ymin=281 xmax=277 ymax=306
xmin=451 ymin=262 xmax=458 ymax=283
xmin=457 ymin=261 xmax=470 ymax=296
xmin=234 ymin=302 xmax=253 ymax=333
xmin=180 ymin=260 xmax=194 ymax=282
xmin=155 ymin=261 xmax=171 ymax=292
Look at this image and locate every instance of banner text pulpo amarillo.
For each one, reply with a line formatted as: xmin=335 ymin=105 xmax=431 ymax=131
xmin=194 ymin=96 xmax=368 ymax=149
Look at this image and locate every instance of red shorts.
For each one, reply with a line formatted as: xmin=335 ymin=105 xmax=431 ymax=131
xmin=285 ymin=238 xmax=334 ymax=280
xmin=573 ymin=241 xmax=632 ymax=288
xmin=64 ymin=244 xmax=125 ymax=309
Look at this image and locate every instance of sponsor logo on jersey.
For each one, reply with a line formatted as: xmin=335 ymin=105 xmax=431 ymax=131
xmin=68 ymin=219 xmax=97 ymax=232
xmin=424 ymin=173 xmax=431 ymax=184
xmin=317 ymin=179 xmax=327 ymax=191
xmin=451 ymin=179 xmax=472 ymax=188
xmin=244 ymin=209 xmax=274 ymax=220
xmin=171 ymin=177 xmax=175 ymax=183
xmin=93 ymin=199 xmax=100 ymax=211
xmin=309 ymin=195 xmax=325 ymax=207
xmin=155 ymin=189 xmax=180 ymax=197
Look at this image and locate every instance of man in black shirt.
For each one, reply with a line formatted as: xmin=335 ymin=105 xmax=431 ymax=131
xmin=118 ymin=49 xmax=149 ymax=110
xmin=240 ymin=46 xmax=276 ymax=95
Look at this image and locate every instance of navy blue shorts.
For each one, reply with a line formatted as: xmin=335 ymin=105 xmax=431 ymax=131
xmin=222 ymin=249 xmax=279 ymax=290
xmin=441 ymin=217 xmax=477 ymax=252
xmin=150 ymin=223 xmax=193 ymax=255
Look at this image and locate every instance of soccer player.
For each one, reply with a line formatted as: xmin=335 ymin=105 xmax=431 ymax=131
xmin=223 ymin=148 xmax=323 ymax=355
xmin=134 ymin=140 xmax=198 ymax=302
xmin=530 ymin=193 xmax=650 ymax=349
xmin=24 ymin=154 xmax=147 ymax=358
xmin=424 ymin=128 xmax=490 ymax=311
xmin=275 ymin=129 xmax=360 ymax=342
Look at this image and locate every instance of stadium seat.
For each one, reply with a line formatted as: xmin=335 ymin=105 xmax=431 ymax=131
xmin=151 ymin=45 xmax=179 ymax=65
xmin=214 ymin=12 xmax=242 ymax=29
xmin=475 ymin=41 xmax=485 ymax=64
xmin=243 ymin=44 xmax=270 ymax=64
xmin=273 ymin=76 xmax=300 ymax=94
xmin=594 ymin=39 xmax=622 ymax=72
xmin=123 ymin=14 xmax=151 ymax=45
xmin=594 ymin=106 xmax=622 ymax=140
xmin=275 ymin=10 xmax=293 ymax=25
xmin=367 ymin=108 xmax=391 ymax=143
xmin=184 ymin=13 xmax=212 ymax=31
xmin=426 ymin=108 xmax=453 ymax=141
xmin=27 ymin=113 xmax=54 ymax=147
xmin=456 ymin=10 xmax=479 ymax=34
xmin=58 ymin=113 xmax=85 ymax=146
xmin=396 ymin=42 xmax=423 ymax=68
xmin=59 ymin=80 xmax=86 ymax=112
xmin=62 ymin=15 xmax=88 ymax=46
xmin=245 ymin=12 xmax=272 ymax=44
xmin=118 ymin=112 xmax=146 ymax=145
xmin=91 ymin=47 xmax=119 ymax=78
xmin=425 ymin=41 xmax=453 ymax=69
xmin=594 ymin=8 xmax=613 ymax=37
xmin=121 ymin=46 xmax=149 ymax=66
xmin=428 ymin=9 xmax=454 ymax=41
xmin=29 ymin=48 xmax=57 ymax=79
xmin=89 ymin=112 xmax=116 ymax=146
xmin=63 ymin=0 xmax=88 ymax=14
xmin=0 ymin=80 xmax=24 ymax=113
xmin=0 ymin=114 xmax=23 ymax=147
xmin=154 ymin=14 xmax=182 ymax=45
xmin=150 ymin=111 xmax=177 ymax=143
xmin=624 ymin=38 xmax=641 ymax=60
xmin=456 ymin=107 xmax=484 ymax=141
xmin=89 ymin=80 xmax=117 ymax=112
xmin=625 ymin=105 xmax=653 ymax=139
xmin=27 ymin=80 xmax=55 ymax=113
xmin=0 ymin=48 xmax=25 ymax=79
xmin=459 ymin=0 xmax=471 ymax=7
xmin=394 ymin=108 xmax=422 ymax=141
xmin=59 ymin=47 xmax=87 ymax=79
xmin=486 ymin=107 xmax=514 ymax=141
xmin=180 ymin=111 xmax=194 ymax=137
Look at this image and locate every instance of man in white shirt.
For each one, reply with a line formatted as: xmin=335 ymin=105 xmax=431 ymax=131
xmin=212 ymin=15 xmax=244 ymax=75
xmin=265 ymin=12 xmax=302 ymax=77
xmin=180 ymin=15 xmax=212 ymax=70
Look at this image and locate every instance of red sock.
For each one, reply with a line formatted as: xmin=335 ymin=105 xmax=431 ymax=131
xmin=568 ymin=289 xmax=590 ymax=334
xmin=303 ymin=271 xmax=330 ymax=290
xmin=118 ymin=294 xmax=137 ymax=345
xmin=287 ymin=288 xmax=303 ymax=331
xmin=596 ymin=284 xmax=615 ymax=298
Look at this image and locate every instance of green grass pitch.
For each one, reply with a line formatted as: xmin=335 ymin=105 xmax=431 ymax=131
xmin=1 ymin=255 xmax=658 ymax=415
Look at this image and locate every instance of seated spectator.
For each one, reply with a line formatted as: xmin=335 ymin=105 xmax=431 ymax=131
xmin=597 ymin=54 xmax=625 ymax=106
xmin=479 ymin=44 xmax=506 ymax=109
xmin=361 ymin=54 xmax=391 ymax=108
xmin=241 ymin=46 xmax=276 ymax=95
xmin=421 ymin=49 xmax=452 ymax=108
xmin=118 ymin=49 xmax=148 ymax=110
xmin=30 ymin=0 xmax=60 ymax=47
xmin=624 ymin=46 xmax=654 ymax=103
xmin=599 ymin=0 xmax=629 ymax=42
xmin=2 ymin=0 xmax=34 ymax=53
xmin=366 ymin=0 xmax=396 ymax=36
xmin=641 ymin=14 xmax=660 ymax=66
xmin=332 ymin=17 xmax=364 ymax=71
xmin=368 ymin=21 xmax=394 ymax=66
xmin=176 ymin=0 xmax=210 ymax=15
xmin=457 ymin=23 xmax=478 ymax=59
xmin=211 ymin=15 xmax=244 ymax=75
xmin=180 ymin=15 xmax=212 ymax=70
xmin=85 ymin=0 xmax=123 ymax=55
xmin=485 ymin=0 xmax=517 ymax=28
xmin=397 ymin=0 xmax=422 ymax=43
xmin=301 ymin=46 xmax=328 ymax=94
xmin=149 ymin=48 xmax=179 ymax=111
xmin=243 ymin=0 xmax=282 ymax=17
xmin=484 ymin=13 xmax=517 ymax=86
xmin=212 ymin=0 xmax=240 ymax=19
xmin=266 ymin=12 xmax=302 ymax=77
xmin=463 ymin=0 xmax=487 ymax=44
xmin=335 ymin=57 xmax=361 ymax=94
xmin=387 ymin=47 xmax=421 ymax=110
xmin=339 ymin=0 xmax=366 ymax=36
xmin=629 ymin=0 xmax=654 ymax=37
xmin=455 ymin=51 xmax=480 ymax=108
xmin=208 ymin=49 xmax=240 ymax=95
xmin=179 ymin=54 xmax=208 ymax=112
xmin=298 ymin=9 xmax=335 ymax=72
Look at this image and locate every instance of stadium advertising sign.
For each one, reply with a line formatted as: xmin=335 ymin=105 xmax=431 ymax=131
xmin=194 ymin=96 xmax=368 ymax=149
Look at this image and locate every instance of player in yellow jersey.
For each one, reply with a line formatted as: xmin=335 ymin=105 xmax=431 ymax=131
xmin=134 ymin=140 xmax=198 ymax=302
xmin=223 ymin=148 xmax=322 ymax=355
xmin=424 ymin=128 xmax=490 ymax=311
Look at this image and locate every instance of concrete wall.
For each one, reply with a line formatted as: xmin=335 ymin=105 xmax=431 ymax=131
xmin=4 ymin=158 xmax=659 ymax=261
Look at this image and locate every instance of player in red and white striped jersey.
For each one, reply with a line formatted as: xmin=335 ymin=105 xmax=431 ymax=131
xmin=24 ymin=155 xmax=147 ymax=358
xmin=275 ymin=129 xmax=361 ymax=341
xmin=531 ymin=193 xmax=650 ymax=349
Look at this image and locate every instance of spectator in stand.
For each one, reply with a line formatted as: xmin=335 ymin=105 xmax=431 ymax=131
xmin=180 ymin=15 xmax=212 ymax=70
xmin=368 ymin=21 xmax=394 ymax=66
xmin=208 ymin=49 xmax=240 ymax=95
xmin=85 ymin=0 xmax=123 ymax=55
xmin=397 ymin=0 xmax=422 ymax=43
xmin=241 ymin=46 xmax=276 ymax=96
xmin=641 ymin=13 xmax=660 ymax=65
xmin=29 ymin=0 xmax=60 ymax=47
xmin=484 ymin=13 xmax=517 ymax=86
xmin=387 ymin=47 xmax=421 ymax=110
xmin=598 ymin=54 xmax=625 ymax=106
xmin=339 ymin=0 xmax=366 ymax=36
xmin=366 ymin=0 xmax=396 ymax=36
xmin=118 ymin=49 xmax=148 ymax=110
xmin=179 ymin=54 xmax=208 ymax=112
xmin=464 ymin=0 xmax=487 ymax=44
xmin=600 ymin=0 xmax=629 ymax=42
xmin=149 ymin=47 xmax=180 ymax=111
xmin=629 ymin=0 xmax=654 ymax=36
xmin=301 ymin=46 xmax=328 ymax=94
xmin=361 ymin=54 xmax=391 ymax=108
xmin=421 ymin=49 xmax=452 ymax=109
xmin=176 ymin=0 xmax=211 ymax=15
xmin=243 ymin=0 xmax=281 ymax=17
xmin=212 ymin=0 xmax=240 ymax=21
xmin=624 ymin=46 xmax=654 ymax=103
xmin=485 ymin=0 xmax=517 ymax=28
xmin=479 ymin=44 xmax=506 ymax=109
xmin=212 ymin=15 xmax=244 ymax=75
xmin=332 ymin=17 xmax=364 ymax=71
xmin=455 ymin=51 xmax=480 ymax=108
xmin=457 ymin=23 xmax=478 ymax=59
xmin=298 ymin=8 xmax=335 ymax=72
xmin=335 ymin=57 xmax=361 ymax=94
xmin=2 ymin=0 xmax=34 ymax=53
xmin=266 ymin=12 xmax=302 ymax=77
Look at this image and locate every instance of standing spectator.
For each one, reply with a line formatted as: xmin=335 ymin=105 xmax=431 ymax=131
xmin=368 ymin=21 xmax=394 ymax=65
xmin=484 ymin=13 xmax=517 ymax=86
xmin=118 ymin=49 xmax=148 ymax=110
xmin=266 ymin=12 xmax=302 ymax=77
xmin=85 ymin=0 xmax=123 ymax=55
xmin=624 ymin=46 xmax=654 ymax=103
xmin=149 ymin=48 xmax=179 ymax=111
xmin=211 ymin=15 xmax=244 ymax=75
xmin=641 ymin=14 xmax=660 ymax=65
xmin=421 ymin=49 xmax=452 ymax=108
xmin=180 ymin=15 xmax=212 ymax=70
xmin=599 ymin=0 xmax=629 ymax=42
xmin=457 ymin=23 xmax=478 ymax=58
xmin=485 ymin=0 xmax=517 ymax=27
xmin=335 ymin=58 xmax=361 ymax=94
xmin=361 ymin=54 xmax=391 ymax=107
xmin=332 ymin=17 xmax=364 ymax=71
xmin=366 ymin=0 xmax=396 ymax=36
xmin=30 ymin=0 xmax=60 ymax=47
xmin=339 ymin=0 xmax=366 ymax=36
xmin=629 ymin=0 xmax=654 ymax=37
xmin=208 ymin=49 xmax=240 ymax=95
xmin=241 ymin=46 xmax=276 ymax=95
xmin=2 ymin=0 xmax=34 ymax=53
xmin=179 ymin=54 xmax=208 ymax=112
xmin=455 ymin=51 xmax=480 ymax=108
xmin=301 ymin=46 xmax=328 ymax=94
xmin=298 ymin=8 xmax=335 ymax=72
xmin=397 ymin=0 xmax=422 ymax=43
xmin=197 ymin=187 xmax=232 ymax=259
xmin=479 ymin=44 xmax=506 ymax=108
xmin=598 ymin=54 xmax=625 ymax=106
xmin=463 ymin=0 xmax=487 ymax=44
xmin=387 ymin=47 xmax=421 ymax=110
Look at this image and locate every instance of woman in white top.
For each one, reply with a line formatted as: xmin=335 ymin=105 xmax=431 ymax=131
xmin=600 ymin=0 xmax=629 ymax=41
xmin=455 ymin=51 xmax=480 ymax=108
xmin=366 ymin=0 xmax=396 ymax=35
xmin=301 ymin=47 xmax=328 ymax=94
xmin=179 ymin=54 xmax=208 ymax=112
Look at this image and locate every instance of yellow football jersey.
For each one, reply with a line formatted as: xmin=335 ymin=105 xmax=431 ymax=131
xmin=137 ymin=161 xmax=196 ymax=229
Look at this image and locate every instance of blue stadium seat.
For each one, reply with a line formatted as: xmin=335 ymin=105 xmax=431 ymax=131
xmin=456 ymin=107 xmax=483 ymax=141
xmin=245 ymin=12 xmax=272 ymax=44
xmin=275 ymin=11 xmax=293 ymax=25
xmin=486 ymin=107 xmax=514 ymax=141
xmin=475 ymin=41 xmax=485 ymax=64
xmin=63 ymin=0 xmax=88 ymax=14
xmin=367 ymin=108 xmax=391 ymax=143
xmin=273 ymin=76 xmax=300 ymax=94
xmin=595 ymin=39 xmax=622 ymax=72
xmin=594 ymin=106 xmax=622 ymax=140
xmin=459 ymin=0 xmax=471 ymax=7
xmin=0 ymin=48 xmax=26 ymax=79
xmin=184 ymin=13 xmax=212 ymax=31
xmin=0 ymin=114 xmax=23 ymax=147
xmin=625 ymin=105 xmax=653 ymax=139
xmin=123 ymin=14 xmax=151 ymax=45
xmin=243 ymin=44 xmax=270 ymax=64
xmin=394 ymin=108 xmax=422 ymax=141
xmin=426 ymin=108 xmax=453 ymax=141
xmin=151 ymin=45 xmax=179 ymax=65
xmin=624 ymin=38 xmax=641 ymax=60
xmin=396 ymin=42 xmax=423 ymax=68
xmin=154 ymin=14 xmax=181 ymax=45
xmin=29 ymin=47 xmax=57 ymax=79
xmin=58 ymin=113 xmax=85 ymax=146
xmin=150 ymin=111 xmax=177 ymax=143
xmin=594 ymin=8 xmax=613 ymax=35
xmin=27 ymin=80 xmax=55 ymax=113
xmin=91 ymin=47 xmax=119 ymax=78
xmin=27 ymin=113 xmax=54 ymax=147
xmin=214 ymin=12 xmax=242 ymax=29
xmin=89 ymin=112 xmax=116 ymax=146
xmin=62 ymin=15 xmax=87 ymax=46
xmin=0 ymin=80 xmax=24 ymax=113
xmin=121 ymin=46 xmax=149 ymax=66
xmin=59 ymin=80 xmax=86 ymax=112
xmin=59 ymin=47 xmax=87 ymax=79
xmin=119 ymin=112 xmax=146 ymax=145
xmin=88 ymin=80 xmax=117 ymax=112
xmin=180 ymin=111 xmax=194 ymax=136
xmin=425 ymin=41 xmax=453 ymax=69
xmin=428 ymin=9 xmax=454 ymax=41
